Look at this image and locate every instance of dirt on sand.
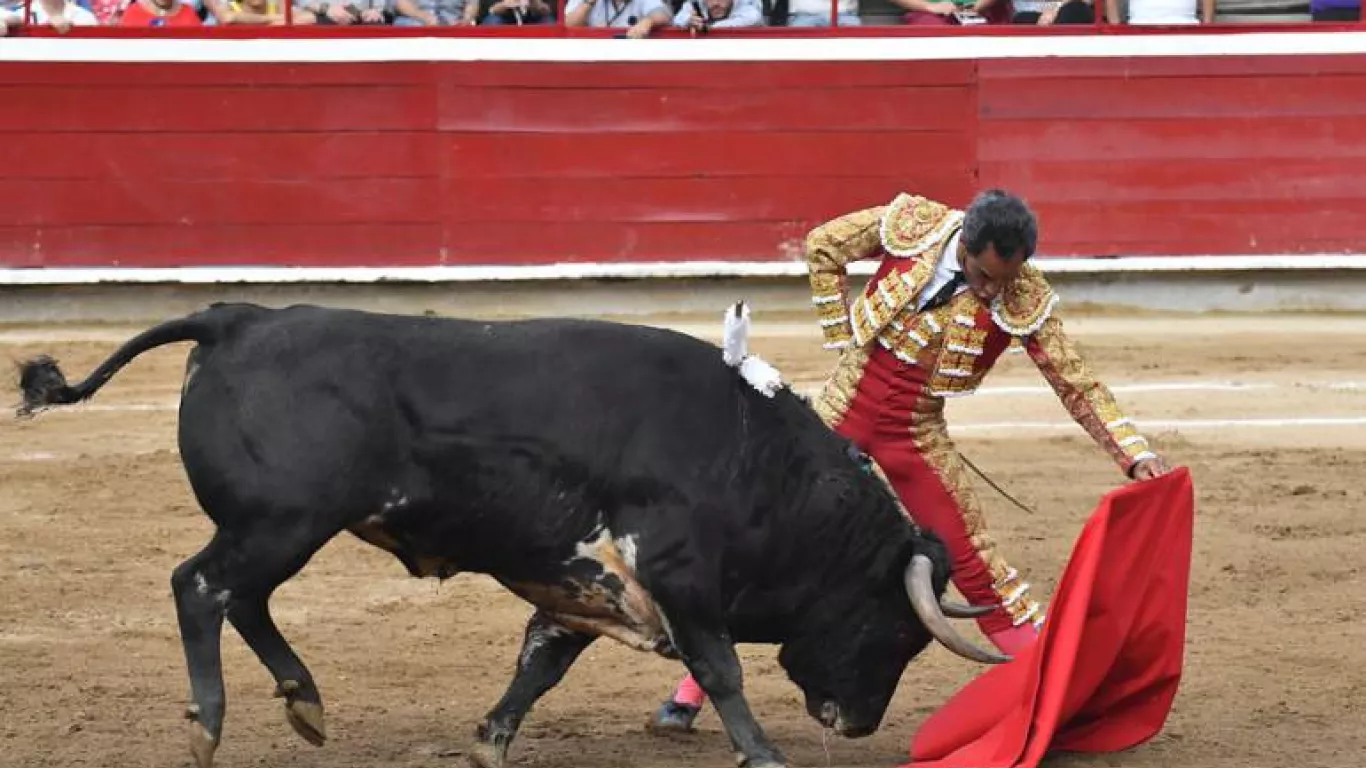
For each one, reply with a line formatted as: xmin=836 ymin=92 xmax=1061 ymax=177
xmin=2 ymin=310 xmax=1364 ymax=768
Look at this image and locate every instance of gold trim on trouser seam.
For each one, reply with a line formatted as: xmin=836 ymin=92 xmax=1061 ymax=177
xmin=813 ymin=346 xmax=871 ymax=429
xmin=910 ymin=411 xmax=1045 ymax=629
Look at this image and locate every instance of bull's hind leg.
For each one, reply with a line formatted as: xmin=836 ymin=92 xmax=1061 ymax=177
xmin=470 ymin=611 xmax=595 ymax=768
xmin=171 ymin=535 xmax=231 ymax=768
xmin=226 ymin=597 xmax=326 ymax=747
xmin=170 ymin=524 xmax=335 ymax=768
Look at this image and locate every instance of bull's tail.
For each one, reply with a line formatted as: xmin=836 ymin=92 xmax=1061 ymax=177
xmin=16 ymin=305 xmax=238 ymax=418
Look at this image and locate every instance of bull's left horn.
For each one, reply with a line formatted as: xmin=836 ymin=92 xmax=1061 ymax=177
xmin=940 ymin=599 xmax=995 ymax=619
xmin=904 ymin=554 xmax=1012 ymax=665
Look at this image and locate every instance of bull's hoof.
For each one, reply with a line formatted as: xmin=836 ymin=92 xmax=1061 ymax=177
xmin=187 ymin=720 xmax=218 ymax=768
xmin=275 ymin=679 xmax=326 ymax=746
xmin=735 ymin=752 xmax=788 ymax=768
xmin=284 ymin=699 xmax=327 ymax=747
xmin=467 ymin=740 xmax=506 ymax=768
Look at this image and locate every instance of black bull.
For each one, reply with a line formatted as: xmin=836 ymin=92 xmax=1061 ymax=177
xmin=16 ymin=302 xmax=1009 ymax=768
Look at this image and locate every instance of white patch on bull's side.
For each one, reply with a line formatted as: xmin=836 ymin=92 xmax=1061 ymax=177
xmin=194 ymin=572 xmax=210 ymax=596
xmin=720 ymin=300 xmax=788 ymax=398
xmin=572 ymin=527 xmax=640 ymax=574
xmin=573 ymin=525 xmax=612 ymax=563
xmin=614 ymin=533 xmax=639 ymax=571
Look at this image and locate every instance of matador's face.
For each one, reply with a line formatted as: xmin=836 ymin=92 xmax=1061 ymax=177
xmin=959 ymin=243 xmax=1025 ymax=304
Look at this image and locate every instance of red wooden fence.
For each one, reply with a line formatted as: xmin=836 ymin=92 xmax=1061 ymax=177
xmin=2 ymin=37 xmax=1364 ymax=272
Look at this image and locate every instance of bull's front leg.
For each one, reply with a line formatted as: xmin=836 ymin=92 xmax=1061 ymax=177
xmin=666 ymin=621 xmax=787 ymax=768
xmin=470 ymin=611 xmax=595 ymax=768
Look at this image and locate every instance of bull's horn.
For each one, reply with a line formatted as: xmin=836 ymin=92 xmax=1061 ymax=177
xmin=904 ymin=554 xmax=1012 ymax=665
xmin=940 ymin=599 xmax=996 ymax=619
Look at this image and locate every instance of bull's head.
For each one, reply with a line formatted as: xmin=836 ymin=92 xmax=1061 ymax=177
xmin=776 ymin=532 xmax=1009 ymax=738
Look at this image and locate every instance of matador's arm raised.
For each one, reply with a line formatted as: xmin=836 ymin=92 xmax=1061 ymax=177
xmin=804 ymin=205 xmax=888 ymax=351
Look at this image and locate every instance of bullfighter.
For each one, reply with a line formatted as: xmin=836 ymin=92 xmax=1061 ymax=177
xmin=651 ymin=188 xmax=1172 ymax=733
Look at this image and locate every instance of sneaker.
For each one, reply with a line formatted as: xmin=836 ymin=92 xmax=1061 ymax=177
xmin=648 ymin=700 xmax=701 ymax=733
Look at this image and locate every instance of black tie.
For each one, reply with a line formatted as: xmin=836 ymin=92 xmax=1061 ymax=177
xmin=921 ymin=272 xmax=965 ymax=312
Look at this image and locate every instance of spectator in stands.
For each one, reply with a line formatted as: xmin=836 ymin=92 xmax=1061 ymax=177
xmin=232 ymin=0 xmax=289 ymax=21
xmin=672 ymin=0 xmax=763 ymax=27
xmin=1211 ymin=0 xmax=1307 ymax=21
xmin=0 ymin=0 xmax=98 ymax=29
xmin=1105 ymin=0 xmax=1213 ymax=21
xmin=394 ymin=0 xmax=475 ymax=23
xmin=1310 ymin=0 xmax=1357 ymax=19
xmin=120 ymin=0 xmax=203 ymax=23
xmin=477 ymin=0 xmax=555 ymax=23
xmin=565 ymin=0 xmax=672 ymax=36
xmin=89 ymin=0 xmax=126 ymax=22
xmin=202 ymin=0 xmax=296 ymax=23
xmin=1013 ymin=0 xmax=1094 ymax=21
xmin=289 ymin=0 xmax=390 ymax=22
xmin=777 ymin=0 xmax=862 ymax=24
xmin=896 ymin=0 xmax=1013 ymax=24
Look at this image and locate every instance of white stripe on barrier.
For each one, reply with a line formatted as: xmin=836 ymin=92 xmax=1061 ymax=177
xmin=954 ymin=416 xmax=1366 ymax=432
xmin=973 ymin=381 xmax=1280 ymax=396
xmin=6 ymin=31 xmax=1366 ymax=63
xmin=1 ymin=255 xmax=1364 ymax=286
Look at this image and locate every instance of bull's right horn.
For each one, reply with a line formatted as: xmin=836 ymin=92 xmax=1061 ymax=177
xmin=940 ymin=599 xmax=996 ymax=619
xmin=904 ymin=554 xmax=1012 ymax=665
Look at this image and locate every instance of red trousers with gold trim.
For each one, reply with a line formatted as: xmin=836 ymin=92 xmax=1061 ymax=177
xmin=822 ymin=345 xmax=1044 ymax=641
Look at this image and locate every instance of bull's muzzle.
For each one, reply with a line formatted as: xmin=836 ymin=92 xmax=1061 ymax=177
xmin=904 ymin=554 xmax=1013 ymax=665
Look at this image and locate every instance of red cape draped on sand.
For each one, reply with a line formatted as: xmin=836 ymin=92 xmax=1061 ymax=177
xmin=905 ymin=467 xmax=1195 ymax=768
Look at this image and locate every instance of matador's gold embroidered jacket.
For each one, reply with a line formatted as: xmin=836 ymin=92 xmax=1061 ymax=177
xmin=805 ymin=192 xmax=1157 ymax=476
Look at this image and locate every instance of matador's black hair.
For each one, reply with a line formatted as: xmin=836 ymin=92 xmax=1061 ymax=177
xmin=961 ymin=189 xmax=1038 ymax=262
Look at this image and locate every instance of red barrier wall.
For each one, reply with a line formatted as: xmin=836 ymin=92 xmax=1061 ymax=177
xmin=978 ymin=55 xmax=1366 ymax=257
xmin=3 ymin=44 xmax=1365 ymax=271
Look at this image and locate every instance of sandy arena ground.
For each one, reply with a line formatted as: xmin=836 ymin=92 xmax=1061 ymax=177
xmin=2 ymin=305 xmax=1365 ymax=768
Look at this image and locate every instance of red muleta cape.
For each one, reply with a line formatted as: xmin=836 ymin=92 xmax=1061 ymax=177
xmin=906 ymin=467 xmax=1196 ymax=768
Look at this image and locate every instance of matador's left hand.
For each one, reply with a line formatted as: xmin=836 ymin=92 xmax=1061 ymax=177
xmin=1131 ymin=455 xmax=1172 ymax=481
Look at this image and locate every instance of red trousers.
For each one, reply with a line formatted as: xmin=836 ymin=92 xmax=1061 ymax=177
xmin=822 ymin=345 xmax=1044 ymax=639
